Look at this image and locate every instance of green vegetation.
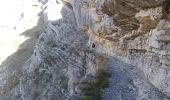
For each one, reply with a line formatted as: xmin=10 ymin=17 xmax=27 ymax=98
xmin=82 ymin=55 xmax=110 ymax=100
xmin=82 ymin=71 xmax=110 ymax=100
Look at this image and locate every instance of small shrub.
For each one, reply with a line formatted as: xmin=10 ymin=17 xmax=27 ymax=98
xmin=81 ymin=71 xmax=110 ymax=100
xmin=79 ymin=55 xmax=111 ymax=100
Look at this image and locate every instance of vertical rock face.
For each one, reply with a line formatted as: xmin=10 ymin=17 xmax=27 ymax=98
xmin=66 ymin=0 xmax=170 ymax=97
xmin=0 ymin=0 xmax=109 ymax=99
xmin=1 ymin=0 xmax=170 ymax=99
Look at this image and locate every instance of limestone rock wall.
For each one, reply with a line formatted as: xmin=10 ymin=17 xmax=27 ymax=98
xmin=0 ymin=1 xmax=108 ymax=99
xmin=66 ymin=0 xmax=170 ymax=97
xmin=1 ymin=0 xmax=170 ymax=99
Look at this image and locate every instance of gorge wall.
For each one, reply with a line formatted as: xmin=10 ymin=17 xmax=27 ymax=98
xmin=65 ymin=0 xmax=170 ymax=97
xmin=1 ymin=0 xmax=170 ymax=100
xmin=0 ymin=0 xmax=109 ymax=99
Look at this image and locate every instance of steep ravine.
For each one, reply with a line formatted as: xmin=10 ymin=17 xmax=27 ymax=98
xmin=0 ymin=0 xmax=170 ymax=100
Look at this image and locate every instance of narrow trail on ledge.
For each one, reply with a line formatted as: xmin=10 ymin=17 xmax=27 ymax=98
xmin=102 ymin=57 xmax=170 ymax=100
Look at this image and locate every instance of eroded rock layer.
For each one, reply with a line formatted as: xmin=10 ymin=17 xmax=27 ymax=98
xmin=66 ymin=0 xmax=170 ymax=97
xmin=1 ymin=0 xmax=170 ymax=100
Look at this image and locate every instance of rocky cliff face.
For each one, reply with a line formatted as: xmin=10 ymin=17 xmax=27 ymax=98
xmin=1 ymin=0 xmax=170 ymax=100
xmin=0 ymin=0 xmax=109 ymax=99
xmin=67 ymin=0 xmax=170 ymax=97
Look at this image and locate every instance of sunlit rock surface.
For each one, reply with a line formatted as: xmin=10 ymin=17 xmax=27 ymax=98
xmin=0 ymin=0 xmax=170 ymax=100
xmin=69 ymin=0 xmax=170 ymax=98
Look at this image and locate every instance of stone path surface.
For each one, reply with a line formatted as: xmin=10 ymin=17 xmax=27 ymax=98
xmin=102 ymin=57 xmax=170 ymax=100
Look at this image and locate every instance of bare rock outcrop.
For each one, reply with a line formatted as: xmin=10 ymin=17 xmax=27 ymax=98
xmin=66 ymin=0 xmax=170 ymax=97
xmin=1 ymin=0 xmax=170 ymax=100
xmin=0 ymin=0 xmax=109 ymax=99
